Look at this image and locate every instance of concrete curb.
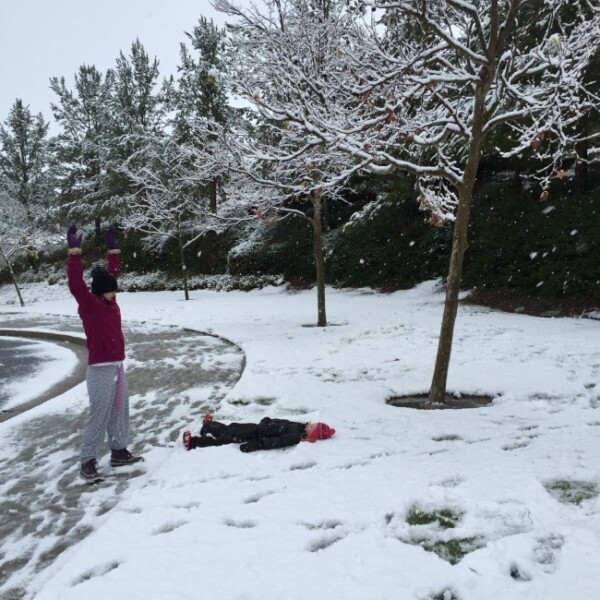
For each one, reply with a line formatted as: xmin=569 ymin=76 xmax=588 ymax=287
xmin=0 ymin=329 xmax=88 ymax=423
xmin=0 ymin=324 xmax=247 ymax=424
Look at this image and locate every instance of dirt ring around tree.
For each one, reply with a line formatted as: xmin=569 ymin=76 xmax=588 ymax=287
xmin=387 ymin=394 xmax=493 ymax=410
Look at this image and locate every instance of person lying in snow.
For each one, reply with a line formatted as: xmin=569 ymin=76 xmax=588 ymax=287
xmin=183 ymin=414 xmax=335 ymax=452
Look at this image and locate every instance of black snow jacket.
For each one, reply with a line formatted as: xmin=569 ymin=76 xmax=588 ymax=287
xmin=197 ymin=417 xmax=307 ymax=452
xmin=255 ymin=417 xmax=307 ymax=450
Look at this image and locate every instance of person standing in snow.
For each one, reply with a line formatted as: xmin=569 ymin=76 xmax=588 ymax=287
xmin=183 ymin=414 xmax=335 ymax=452
xmin=67 ymin=225 xmax=143 ymax=483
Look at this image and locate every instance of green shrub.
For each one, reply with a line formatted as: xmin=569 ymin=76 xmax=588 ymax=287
xmin=464 ymin=177 xmax=600 ymax=303
xmin=228 ymin=217 xmax=314 ymax=279
xmin=326 ymin=196 xmax=450 ymax=289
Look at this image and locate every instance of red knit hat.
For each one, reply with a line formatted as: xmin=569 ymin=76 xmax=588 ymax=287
xmin=306 ymin=422 xmax=336 ymax=442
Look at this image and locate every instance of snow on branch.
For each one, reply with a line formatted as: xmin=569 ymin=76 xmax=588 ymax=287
xmin=345 ymin=0 xmax=600 ymax=207
xmin=210 ymin=0 xmax=598 ymax=223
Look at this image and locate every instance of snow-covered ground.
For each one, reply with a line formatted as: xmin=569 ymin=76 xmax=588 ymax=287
xmin=1 ymin=279 xmax=599 ymax=600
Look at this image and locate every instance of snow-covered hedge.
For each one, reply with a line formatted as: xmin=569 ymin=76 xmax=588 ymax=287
xmin=119 ymin=272 xmax=284 ymax=293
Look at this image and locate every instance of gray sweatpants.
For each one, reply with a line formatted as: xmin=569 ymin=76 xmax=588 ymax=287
xmin=80 ymin=363 xmax=130 ymax=464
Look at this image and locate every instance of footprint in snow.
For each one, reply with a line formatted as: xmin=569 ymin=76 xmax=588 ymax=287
xmin=502 ymin=440 xmax=530 ymax=451
xmin=290 ymin=461 xmax=316 ymax=471
xmin=432 ymin=434 xmax=463 ymax=442
xmin=223 ymin=518 xmax=257 ymax=528
xmin=533 ymin=533 xmax=564 ymax=572
xmin=244 ymin=490 xmax=276 ymax=504
xmin=306 ymin=533 xmax=346 ymax=552
xmin=302 ymin=519 xmax=343 ymax=530
xmin=153 ymin=519 xmax=187 ymax=535
xmin=302 ymin=520 xmax=347 ymax=553
xmin=72 ymin=561 xmax=121 ymax=586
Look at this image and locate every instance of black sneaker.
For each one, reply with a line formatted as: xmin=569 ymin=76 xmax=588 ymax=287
xmin=80 ymin=459 xmax=101 ymax=483
xmin=110 ymin=448 xmax=144 ymax=467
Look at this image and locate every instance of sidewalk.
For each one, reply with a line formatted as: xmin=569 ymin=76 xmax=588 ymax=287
xmin=0 ymin=329 xmax=88 ymax=423
xmin=0 ymin=313 xmax=245 ymax=599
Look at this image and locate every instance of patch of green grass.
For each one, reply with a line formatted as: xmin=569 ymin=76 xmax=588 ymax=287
xmin=228 ymin=398 xmax=251 ymax=406
xmin=229 ymin=396 xmax=276 ymax=406
xmin=544 ymin=479 xmax=599 ymax=505
xmin=406 ymin=507 xmax=462 ymax=529
xmin=402 ymin=506 xmax=483 ymax=564
xmin=416 ymin=537 xmax=484 ymax=565
xmin=254 ymin=396 xmax=276 ymax=406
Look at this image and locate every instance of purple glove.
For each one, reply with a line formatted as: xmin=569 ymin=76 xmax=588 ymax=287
xmin=67 ymin=225 xmax=82 ymax=248
xmin=104 ymin=228 xmax=118 ymax=250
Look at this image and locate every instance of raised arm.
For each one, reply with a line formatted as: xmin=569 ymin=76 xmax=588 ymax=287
xmin=104 ymin=228 xmax=121 ymax=278
xmin=66 ymin=225 xmax=93 ymax=305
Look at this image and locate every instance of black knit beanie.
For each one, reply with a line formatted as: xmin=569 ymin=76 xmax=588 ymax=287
xmin=90 ymin=266 xmax=118 ymax=296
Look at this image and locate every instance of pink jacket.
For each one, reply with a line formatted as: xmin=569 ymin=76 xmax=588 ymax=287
xmin=67 ymin=253 xmax=126 ymax=365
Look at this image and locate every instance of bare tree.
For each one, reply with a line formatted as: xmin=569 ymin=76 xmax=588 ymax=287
xmin=0 ymin=100 xmax=56 ymax=306
xmin=214 ymin=0 xmax=375 ymax=326
xmin=345 ymin=0 xmax=600 ymax=402
xmin=213 ymin=0 xmax=597 ymax=393
xmin=0 ymin=192 xmax=48 ymax=307
xmin=120 ymin=132 xmax=246 ymax=299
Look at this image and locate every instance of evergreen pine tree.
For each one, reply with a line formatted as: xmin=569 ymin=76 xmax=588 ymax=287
xmin=50 ymin=65 xmax=115 ymax=233
xmin=105 ymin=40 xmax=165 ymax=218
xmin=0 ymin=99 xmax=55 ymax=306
xmin=169 ymin=18 xmax=232 ymax=212
xmin=0 ymin=99 xmax=54 ymax=221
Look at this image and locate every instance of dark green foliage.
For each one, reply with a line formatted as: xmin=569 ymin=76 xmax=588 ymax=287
xmin=405 ymin=507 xmax=462 ymax=529
xmin=3 ymin=164 xmax=599 ymax=306
xmin=464 ymin=175 xmax=600 ymax=304
xmin=119 ymin=229 xmax=232 ymax=276
xmin=326 ymin=183 xmax=451 ymax=289
xmin=170 ymin=17 xmax=231 ymax=143
xmin=420 ymin=537 xmax=482 ymax=565
xmin=50 ymin=66 xmax=115 ymax=226
xmin=0 ymin=99 xmax=54 ymax=220
xmin=402 ymin=505 xmax=483 ymax=564
xmin=228 ymin=216 xmax=314 ymax=279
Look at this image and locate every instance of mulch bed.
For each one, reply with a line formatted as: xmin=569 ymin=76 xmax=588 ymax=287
xmin=387 ymin=394 xmax=493 ymax=410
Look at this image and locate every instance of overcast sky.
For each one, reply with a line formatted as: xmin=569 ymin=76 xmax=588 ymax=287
xmin=0 ymin=0 xmax=238 ymax=123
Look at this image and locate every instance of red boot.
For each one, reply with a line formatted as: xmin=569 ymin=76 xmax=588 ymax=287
xmin=183 ymin=430 xmax=192 ymax=450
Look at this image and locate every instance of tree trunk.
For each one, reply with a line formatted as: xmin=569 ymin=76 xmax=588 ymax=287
xmin=177 ymin=225 xmax=190 ymax=301
xmin=311 ymin=190 xmax=327 ymax=327
xmin=209 ymin=177 xmax=218 ymax=213
xmin=428 ymin=86 xmax=491 ymax=403
xmin=428 ymin=182 xmax=474 ymax=402
xmin=95 ymin=217 xmax=102 ymax=244
xmin=1 ymin=251 xmax=25 ymax=307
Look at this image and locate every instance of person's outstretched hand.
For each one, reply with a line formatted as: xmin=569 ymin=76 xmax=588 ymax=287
xmin=104 ymin=227 xmax=118 ymax=250
xmin=67 ymin=225 xmax=82 ymax=249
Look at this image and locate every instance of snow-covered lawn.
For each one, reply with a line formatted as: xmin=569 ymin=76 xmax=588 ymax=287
xmin=1 ymin=279 xmax=599 ymax=600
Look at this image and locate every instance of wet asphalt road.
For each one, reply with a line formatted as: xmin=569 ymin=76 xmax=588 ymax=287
xmin=0 ymin=338 xmax=48 ymax=409
xmin=0 ymin=313 xmax=246 ymax=600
